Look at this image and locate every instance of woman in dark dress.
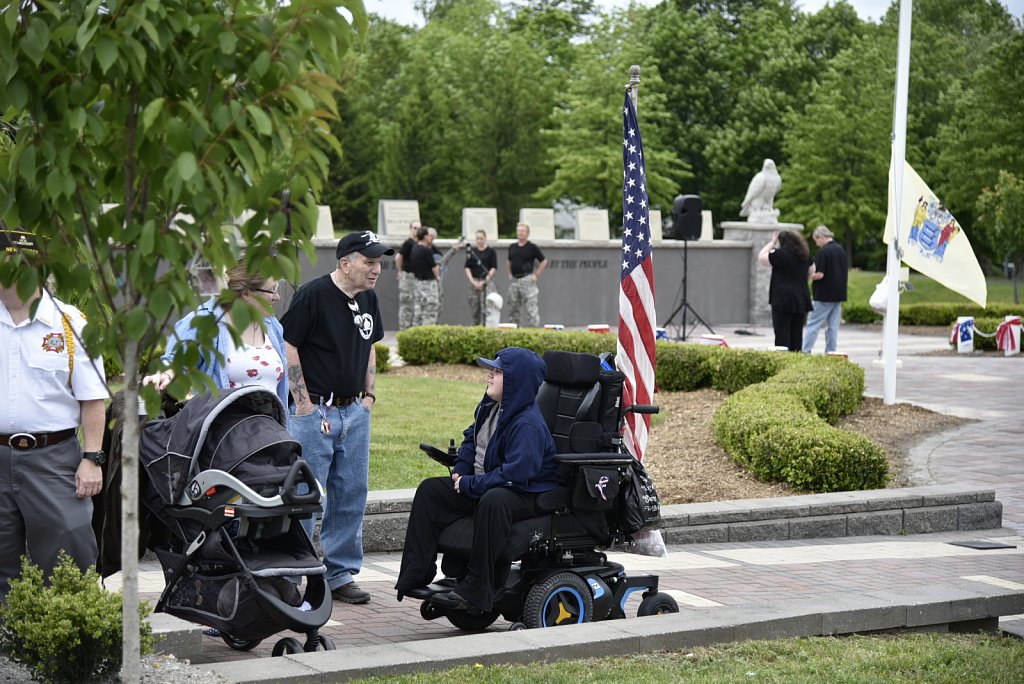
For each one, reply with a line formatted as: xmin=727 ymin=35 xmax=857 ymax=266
xmin=758 ymin=230 xmax=813 ymax=351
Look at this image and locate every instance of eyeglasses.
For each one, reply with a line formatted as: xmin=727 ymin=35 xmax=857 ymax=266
xmin=252 ymin=285 xmax=280 ymax=296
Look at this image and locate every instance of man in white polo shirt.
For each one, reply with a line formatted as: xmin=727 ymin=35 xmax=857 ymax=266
xmin=0 ymin=229 xmax=108 ymax=600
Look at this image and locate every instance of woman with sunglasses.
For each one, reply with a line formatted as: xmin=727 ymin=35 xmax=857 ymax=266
xmin=143 ymin=257 xmax=289 ymax=413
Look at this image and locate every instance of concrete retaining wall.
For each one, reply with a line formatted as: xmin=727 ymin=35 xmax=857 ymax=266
xmin=362 ymin=485 xmax=1001 ymax=552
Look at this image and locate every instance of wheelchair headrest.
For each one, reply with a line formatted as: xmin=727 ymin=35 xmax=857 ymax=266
xmin=542 ymin=351 xmax=601 ymax=386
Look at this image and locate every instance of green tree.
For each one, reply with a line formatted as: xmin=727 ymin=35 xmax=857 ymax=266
xmin=779 ymin=30 xmax=892 ymax=268
xmin=535 ymin=9 xmax=689 ymax=230
xmin=977 ymin=171 xmax=1024 ymax=304
xmin=370 ymin=0 xmax=554 ymax=233
xmin=0 ymin=1 xmax=365 ymax=679
xmin=936 ymin=30 xmax=1024 ymax=232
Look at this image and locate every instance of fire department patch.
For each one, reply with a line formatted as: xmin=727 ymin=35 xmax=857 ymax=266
xmin=41 ymin=332 xmax=65 ymax=353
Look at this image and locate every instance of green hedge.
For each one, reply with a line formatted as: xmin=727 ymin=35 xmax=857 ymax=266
xmin=713 ymin=357 xmax=887 ymax=492
xmin=845 ymin=302 xmax=1021 ymax=327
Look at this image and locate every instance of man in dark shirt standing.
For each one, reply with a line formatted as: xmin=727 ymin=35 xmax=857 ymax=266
xmin=505 ymin=223 xmax=547 ymax=329
xmin=464 ymin=230 xmax=497 ymax=326
xmin=802 ymin=225 xmax=849 ymax=354
xmin=282 ymin=230 xmax=393 ymax=604
xmin=395 ymin=220 xmax=420 ymax=331
xmin=410 ymin=225 xmax=441 ymax=327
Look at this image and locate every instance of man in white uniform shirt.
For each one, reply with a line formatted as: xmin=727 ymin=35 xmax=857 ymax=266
xmin=0 ymin=229 xmax=108 ymax=600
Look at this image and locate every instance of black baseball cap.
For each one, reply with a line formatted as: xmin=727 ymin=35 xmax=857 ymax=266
xmin=0 ymin=229 xmax=39 ymax=254
xmin=336 ymin=231 xmax=395 ymax=259
xmin=476 ymin=355 xmax=502 ymax=372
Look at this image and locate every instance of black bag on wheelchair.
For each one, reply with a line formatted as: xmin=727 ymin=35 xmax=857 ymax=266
xmin=571 ymin=466 xmax=620 ymax=511
xmin=619 ymin=457 xmax=661 ymax=535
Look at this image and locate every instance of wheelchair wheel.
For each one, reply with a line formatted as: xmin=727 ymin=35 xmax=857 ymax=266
xmin=420 ymin=601 xmax=443 ymax=621
xmin=221 ymin=634 xmax=262 ymax=651
xmin=637 ymin=592 xmax=679 ymax=617
xmin=271 ymin=637 xmax=304 ymax=656
xmin=447 ymin=610 xmax=499 ymax=632
xmin=523 ymin=572 xmax=593 ymax=629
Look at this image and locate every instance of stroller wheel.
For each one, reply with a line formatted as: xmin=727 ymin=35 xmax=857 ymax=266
xmin=523 ymin=572 xmax=593 ymax=629
xmin=637 ymin=592 xmax=679 ymax=617
xmin=221 ymin=634 xmax=262 ymax=651
xmin=271 ymin=637 xmax=305 ymax=657
xmin=446 ymin=610 xmax=499 ymax=632
xmin=307 ymin=634 xmax=335 ymax=651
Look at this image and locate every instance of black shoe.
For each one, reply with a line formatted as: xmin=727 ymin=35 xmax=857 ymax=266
xmin=331 ymin=582 xmax=371 ymax=604
xmin=430 ymin=590 xmax=471 ymax=610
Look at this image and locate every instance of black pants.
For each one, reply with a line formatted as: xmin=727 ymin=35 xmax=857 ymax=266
xmin=395 ymin=476 xmax=542 ymax=612
xmin=772 ymin=309 xmax=807 ymax=351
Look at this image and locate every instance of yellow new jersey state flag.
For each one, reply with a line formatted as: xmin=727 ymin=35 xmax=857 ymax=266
xmin=884 ymin=159 xmax=987 ymax=307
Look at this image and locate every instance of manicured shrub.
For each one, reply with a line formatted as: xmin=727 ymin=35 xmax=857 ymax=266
xmin=653 ymin=341 xmax=714 ymax=391
xmin=704 ymin=347 xmax=792 ymax=394
xmin=713 ymin=356 xmax=885 ymax=492
xmin=842 ymin=302 xmax=1021 ymax=330
xmin=0 ymin=553 xmax=154 ymax=683
xmin=375 ymin=341 xmax=391 ymax=373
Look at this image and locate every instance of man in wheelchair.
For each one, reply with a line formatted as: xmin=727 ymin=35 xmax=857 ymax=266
xmin=395 ymin=346 xmax=561 ymax=613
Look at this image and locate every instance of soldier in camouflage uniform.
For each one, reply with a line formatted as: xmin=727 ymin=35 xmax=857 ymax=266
xmin=395 ymin=220 xmax=420 ymax=331
xmin=506 ymin=223 xmax=547 ymax=329
xmin=410 ymin=225 xmax=441 ymax=327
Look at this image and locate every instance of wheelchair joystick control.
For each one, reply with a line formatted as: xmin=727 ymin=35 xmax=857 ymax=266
xmin=447 ymin=439 xmax=457 ymax=459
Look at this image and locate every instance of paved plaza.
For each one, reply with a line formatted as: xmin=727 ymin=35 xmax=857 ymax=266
xmin=102 ymin=323 xmax=1024 ymax=674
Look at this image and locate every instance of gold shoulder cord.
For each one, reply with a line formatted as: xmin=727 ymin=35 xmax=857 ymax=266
xmin=61 ymin=313 xmax=75 ymax=387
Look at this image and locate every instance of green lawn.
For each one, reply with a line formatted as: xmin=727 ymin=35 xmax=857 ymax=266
xmin=370 ymin=373 xmax=484 ymax=490
xmin=848 ymin=270 xmax=1019 ymax=307
xmin=350 ymin=633 xmax=1024 ymax=684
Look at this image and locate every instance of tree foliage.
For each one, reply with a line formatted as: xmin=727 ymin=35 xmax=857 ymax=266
xmin=0 ymin=1 xmax=365 ymax=678
xmin=977 ymin=171 xmax=1024 ymax=304
xmin=534 ymin=8 xmax=690 ymax=227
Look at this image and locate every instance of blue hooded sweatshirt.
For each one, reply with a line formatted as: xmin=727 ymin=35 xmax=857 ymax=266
xmin=452 ymin=347 xmax=561 ymax=500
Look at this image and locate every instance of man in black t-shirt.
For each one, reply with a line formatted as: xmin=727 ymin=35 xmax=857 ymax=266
xmin=802 ymin=225 xmax=849 ymax=354
xmin=281 ymin=230 xmax=394 ymax=605
xmin=464 ymin=230 xmax=498 ymax=326
xmin=410 ymin=225 xmax=440 ymax=326
xmin=395 ymin=220 xmax=420 ymax=331
xmin=505 ymin=223 xmax=547 ymax=328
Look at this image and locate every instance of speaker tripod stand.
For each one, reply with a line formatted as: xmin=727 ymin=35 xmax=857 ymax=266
xmin=664 ymin=238 xmax=715 ymax=342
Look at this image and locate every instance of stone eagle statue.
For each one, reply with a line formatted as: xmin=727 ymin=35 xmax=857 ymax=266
xmin=740 ymin=159 xmax=781 ymax=223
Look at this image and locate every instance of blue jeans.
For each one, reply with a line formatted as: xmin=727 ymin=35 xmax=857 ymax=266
xmin=290 ymin=402 xmax=371 ymax=590
xmin=802 ymin=300 xmax=844 ymax=353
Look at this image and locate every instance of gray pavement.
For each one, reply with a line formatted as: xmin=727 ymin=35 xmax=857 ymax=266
xmin=127 ymin=322 xmax=1024 ymax=680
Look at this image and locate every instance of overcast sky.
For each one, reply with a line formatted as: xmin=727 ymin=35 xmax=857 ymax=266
xmin=365 ymin=0 xmax=1023 ymax=28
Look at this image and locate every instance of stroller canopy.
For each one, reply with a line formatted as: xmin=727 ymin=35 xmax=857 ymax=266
xmin=140 ymin=386 xmax=299 ymax=510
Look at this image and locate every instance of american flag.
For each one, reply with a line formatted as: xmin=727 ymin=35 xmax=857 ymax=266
xmin=617 ymin=91 xmax=656 ymax=462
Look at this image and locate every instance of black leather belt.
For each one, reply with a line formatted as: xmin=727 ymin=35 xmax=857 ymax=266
xmin=309 ymin=394 xmax=360 ymax=408
xmin=0 ymin=428 xmax=77 ymax=450
xmin=512 ymin=273 xmax=533 ymax=279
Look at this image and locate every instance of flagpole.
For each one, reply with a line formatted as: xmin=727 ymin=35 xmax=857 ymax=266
xmin=882 ymin=0 xmax=913 ymax=404
xmin=628 ymin=64 xmax=640 ymax=112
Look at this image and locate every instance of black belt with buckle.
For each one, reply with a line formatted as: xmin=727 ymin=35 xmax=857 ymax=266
xmin=512 ymin=273 xmax=533 ymax=279
xmin=309 ymin=394 xmax=360 ymax=408
xmin=0 ymin=428 xmax=77 ymax=450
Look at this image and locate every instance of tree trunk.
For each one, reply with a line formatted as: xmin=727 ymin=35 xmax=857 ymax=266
xmin=120 ymin=338 xmax=142 ymax=683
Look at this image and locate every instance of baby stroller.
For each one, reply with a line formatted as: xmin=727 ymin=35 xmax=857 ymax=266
xmin=409 ymin=350 xmax=679 ymax=631
xmin=139 ymin=386 xmax=335 ymax=655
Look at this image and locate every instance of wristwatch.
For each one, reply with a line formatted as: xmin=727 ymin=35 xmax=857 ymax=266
xmin=83 ymin=450 xmax=107 ymax=466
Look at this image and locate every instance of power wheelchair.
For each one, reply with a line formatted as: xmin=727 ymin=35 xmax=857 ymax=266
xmin=406 ymin=350 xmax=679 ymax=631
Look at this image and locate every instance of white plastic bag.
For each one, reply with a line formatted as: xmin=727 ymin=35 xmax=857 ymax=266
xmin=622 ymin=529 xmax=668 ymax=558
xmin=868 ymin=277 xmax=888 ymax=314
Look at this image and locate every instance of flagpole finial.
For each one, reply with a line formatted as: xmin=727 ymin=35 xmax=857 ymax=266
xmin=628 ymin=65 xmax=640 ymax=112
